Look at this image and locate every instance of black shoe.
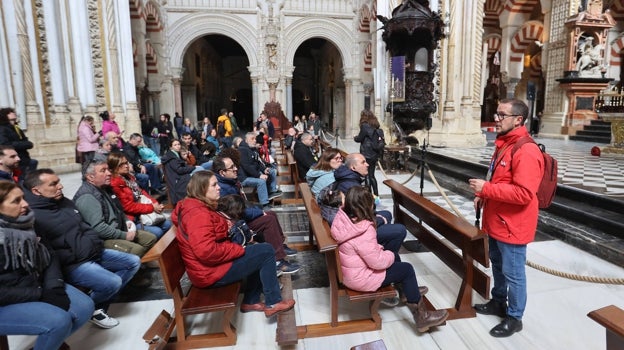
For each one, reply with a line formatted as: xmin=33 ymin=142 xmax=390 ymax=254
xmin=474 ymin=299 xmax=507 ymax=318
xmin=489 ymin=316 xmax=523 ymax=337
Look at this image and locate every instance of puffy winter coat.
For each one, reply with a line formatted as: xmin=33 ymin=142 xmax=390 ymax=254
xmin=330 ymin=209 xmax=394 ymax=292
xmin=478 ymin=127 xmax=543 ymax=245
xmin=306 ymin=168 xmax=335 ymax=198
xmin=333 ymin=165 xmax=364 ymax=194
xmin=171 ymin=198 xmax=245 ymax=287
xmin=110 ymin=174 xmax=157 ymax=222
xmin=25 ymin=191 xmax=103 ymax=274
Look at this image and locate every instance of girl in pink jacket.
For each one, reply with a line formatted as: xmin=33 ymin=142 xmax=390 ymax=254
xmin=331 ymin=186 xmax=448 ymax=332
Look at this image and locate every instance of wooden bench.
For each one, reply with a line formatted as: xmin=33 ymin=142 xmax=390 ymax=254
xmin=384 ymin=179 xmax=490 ymax=320
xmin=141 ymin=228 xmax=241 ymax=349
xmin=276 ymin=183 xmax=396 ymax=344
xmin=588 ymin=305 xmax=624 ymax=350
xmin=285 ymin=150 xmax=302 ymax=199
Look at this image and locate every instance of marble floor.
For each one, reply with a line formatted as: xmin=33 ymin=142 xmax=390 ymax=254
xmin=7 ymin=138 xmax=624 ymax=349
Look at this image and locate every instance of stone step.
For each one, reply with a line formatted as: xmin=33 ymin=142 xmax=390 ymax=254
xmin=569 ymin=134 xmax=610 ymax=143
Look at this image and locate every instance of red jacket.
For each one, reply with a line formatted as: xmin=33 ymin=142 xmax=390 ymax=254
xmin=110 ymin=175 xmax=156 ymax=222
xmin=478 ymin=127 xmax=543 ymax=245
xmin=171 ymin=198 xmax=245 ymax=288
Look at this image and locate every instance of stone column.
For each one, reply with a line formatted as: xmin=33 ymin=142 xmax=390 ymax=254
xmin=285 ymin=76 xmax=293 ymax=119
xmin=14 ymin=0 xmax=42 ymax=124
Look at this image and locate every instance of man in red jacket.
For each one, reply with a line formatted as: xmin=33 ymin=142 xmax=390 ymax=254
xmin=469 ymin=99 xmax=544 ymax=338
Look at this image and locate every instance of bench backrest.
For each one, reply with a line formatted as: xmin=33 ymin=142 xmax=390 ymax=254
xmin=286 ymin=150 xmax=301 ymax=184
xmin=145 ymin=227 xmax=186 ymax=296
xmin=299 ymin=183 xmax=343 ymax=282
xmin=384 ymin=179 xmax=490 ymax=298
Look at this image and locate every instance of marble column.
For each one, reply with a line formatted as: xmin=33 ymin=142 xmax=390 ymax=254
xmin=14 ymin=0 xmax=41 ymax=124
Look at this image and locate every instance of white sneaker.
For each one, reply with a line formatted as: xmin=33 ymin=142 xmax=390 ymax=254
xmin=90 ymin=309 xmax=119 ymax=329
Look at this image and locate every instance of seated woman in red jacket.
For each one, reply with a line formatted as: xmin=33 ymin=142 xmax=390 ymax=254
xmin=107 ymin=152 xmax=171 ymax=239
xmin=171 ymin=170 xmax=294 ymax=317
xmin=330 ymin=186 xmax=448 ymax=333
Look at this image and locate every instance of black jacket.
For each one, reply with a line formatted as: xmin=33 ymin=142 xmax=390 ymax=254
xmin=0 ymin=212 xmax=64 ymax=306
xmin=293 ymin=140 xmax=318 ymax=180
xmin=25 ymin=190 xmax=103 ymax=274
xmin=237 ymin=141 xmax=266 ymax=182
xmin=0 ymin=123 xmax=33 ymax=167
xmin=354 ymin=123 xmax=382 ymax=161
xmin=161 ymin=151 xmax=194 ymax=205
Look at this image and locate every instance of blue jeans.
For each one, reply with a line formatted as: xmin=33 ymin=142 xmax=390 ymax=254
xmin=67 ymin=249 xmax=140 ymax=309
xmin=489 ymin=236 xmax=527 ymax=319
xmin=377 ymin=223 xmax=407 ymax=262
xmin=242 ymin=177 xmax=270 ymax=205
xmin=135 ymin=173 xmax=150 ymax=191
xmin=382 ymin=261 xmax=422 ymax=303
xmin=0 ymin=284 xmax=94 ymax=350
xmin=144 ymin=162 xmax=162 ymax=189
xmin=375 ymin=209 xmax=393 ymax=227
xmin=213 ymin=243 xmax=282 ymax=306
xmin=142 ymin=219 xmax=172 ymax=240
xmin=266 ymin=167 xmax=279 ymax=193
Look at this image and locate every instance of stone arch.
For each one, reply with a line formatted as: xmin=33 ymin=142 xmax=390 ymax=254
xmin=144 ymin=1 xmax=163 ymax=32
xmin=283 ymin=18 xmax=354 ymax=71
xmin=484 ymin=33 xmax=502 ymax=56
xmin=509 ymin=20 xmax=544 ymax=62
xmin=168 ymin=13 xmax=258 ymax=69
xmin=530 ymin=52 xmax=542 ymax=78
xmin=359 ymin=4 xmax=371 ymax=32
xmin=503 ymin=0 xmax=539 ymax=13
xmin=609 ymin=36 xmax=624 ymax=66
xmin=129 ymin=0 xmax=143 ymax=19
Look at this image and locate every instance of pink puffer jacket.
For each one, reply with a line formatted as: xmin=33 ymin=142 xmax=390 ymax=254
xmin=330 ymin=209 xmax=394 ymax=292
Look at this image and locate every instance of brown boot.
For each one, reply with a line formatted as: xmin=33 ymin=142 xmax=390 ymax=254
xmin=407 ymin=299 xmax=449 ymax=333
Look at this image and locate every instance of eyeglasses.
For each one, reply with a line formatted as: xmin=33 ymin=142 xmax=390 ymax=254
xmin=120 ymin=161 xmax=129 ymax=166
xmin=333 ymin=156 xmax=343 ymax=161
xmin=493 ymin=113 xmax=519 ymax=121
xmin=225 ymin=165 xmax=237 ymax=171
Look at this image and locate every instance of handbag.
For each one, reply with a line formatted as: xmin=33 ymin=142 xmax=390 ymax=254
xmin=227 ymin=219 xmax=256 ymax=246
xmin=151 ymin=127 xmax=159 ymax=138
xmin=138 ymin=194 xmax=166 ymax=226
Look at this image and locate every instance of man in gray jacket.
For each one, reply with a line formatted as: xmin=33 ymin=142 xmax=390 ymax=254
xmin=73 ymin=159 xmax=156 ymax=257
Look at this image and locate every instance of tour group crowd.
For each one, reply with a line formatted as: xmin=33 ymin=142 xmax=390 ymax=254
xmin=0 ymin=98 xmax=541 ymax=348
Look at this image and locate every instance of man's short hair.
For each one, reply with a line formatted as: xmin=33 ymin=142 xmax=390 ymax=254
xmin=500 ymin=98 xmax=529 ymax=122
xmin=129 ymin=133 xmax=142 ymax=140
xmin=345 ymin=153 xmax=361 ymax=168
xmin=83 ymin=159 xmax=107 ymax=180
xmin=0 ymin=145 xmax=16 ymax=156
xmin=245 ymin=132 xmax=256 ymax=142
xmin=212 ymin=156 xmax=229 ymax=173
xmin=300 ymin=133 xmax=313 ymax=142
xmin=181 ymin=132 xmax=192 ymax=139
xmin=23 ymin=168 xmax=56 ymax=190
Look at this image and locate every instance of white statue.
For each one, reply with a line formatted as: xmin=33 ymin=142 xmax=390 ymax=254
xmin=576 ymin=37 xmax=604 ymax=77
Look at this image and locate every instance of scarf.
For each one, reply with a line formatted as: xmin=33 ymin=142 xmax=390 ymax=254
xmin=0 ymin=210 xmax=50 ymax=273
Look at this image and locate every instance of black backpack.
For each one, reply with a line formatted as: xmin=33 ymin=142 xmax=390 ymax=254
xmin=370 ymin=128 xmax=386 ymax=153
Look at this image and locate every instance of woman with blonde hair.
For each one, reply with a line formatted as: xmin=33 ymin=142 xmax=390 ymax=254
xmin=171 ymin=171 xmax=295 ymax=317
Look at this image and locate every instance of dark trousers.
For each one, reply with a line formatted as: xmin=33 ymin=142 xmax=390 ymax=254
xmin=213 ymin=243 xmax=282 ymax=305
xmin=382 ymin=261 xmax=422 ymax=303
xmin=377 ymin=223 xmax=407 ymax=262
xmin=247 ymin=211 xmax=287 ymax=260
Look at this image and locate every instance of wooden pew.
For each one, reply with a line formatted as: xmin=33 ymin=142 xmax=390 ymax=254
xmin=141 ymin=228 xmax=241 ymax=349
xmin=384 ymin=179 xmax=490 ymax=320
xmin=278 ymin=183 xmax=396 ymax=344
xmin=285 ymin=150 xmax=301 ymax=199
xmin=588 ymin=305 xmax=624 ymax=350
